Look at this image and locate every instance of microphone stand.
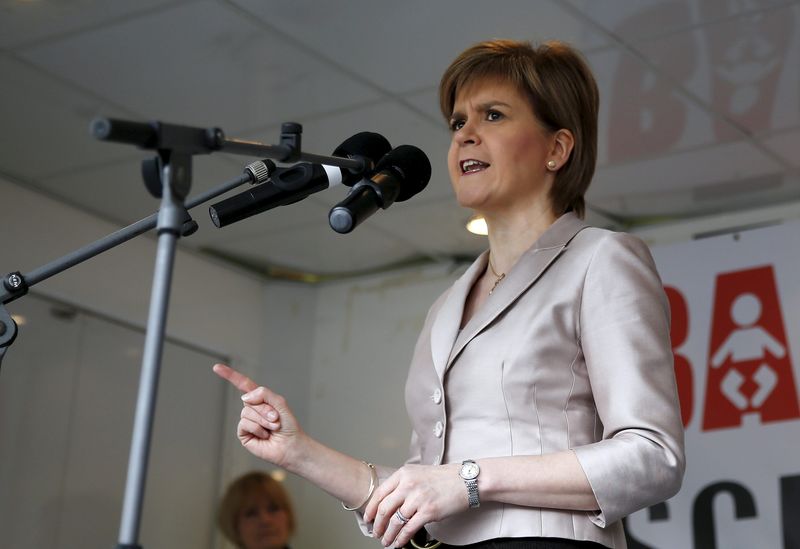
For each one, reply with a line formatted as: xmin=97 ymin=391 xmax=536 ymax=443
xmin=0 ymin=117 xmax=366 ymax=549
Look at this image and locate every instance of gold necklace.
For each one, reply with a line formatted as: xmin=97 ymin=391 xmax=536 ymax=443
xmin=487 ymin=255 xmax=506 ymax=295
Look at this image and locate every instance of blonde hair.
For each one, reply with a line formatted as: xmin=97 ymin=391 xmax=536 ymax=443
xmin=439 ymin=39 xmax=599 ymax=218
xmin=217 ymin=471 xmax=296 ymax=548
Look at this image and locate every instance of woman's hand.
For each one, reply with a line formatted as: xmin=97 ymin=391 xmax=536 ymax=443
xmin=364 ymin=463 xmax=467 ymax=548
xmin=212 ymin=363 xmax=304 ymax=470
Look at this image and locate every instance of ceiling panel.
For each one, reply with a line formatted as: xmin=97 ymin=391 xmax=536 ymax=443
xmin=763 ymin=128 xmax=800 ymax=168
xmin=402 ymin=88 xmax=443 ymax=125
xmin=0 ymin=53 xmax=136 ymax=181
xmin=563 ymin=0 xmax=676 ymax=44
xmin=30 ymin=153 xmax=247 ymax=225
xmin=0 ymin=0 xmax=181 ymax=49
xmin=564 ymin=0 xmax=796 ymax=44
xmin=591 ymin=139 xmax=781 ymax=197
xmin=591 ymin=172 xmax=800 ymax=220
xmin=229 ymin=0 xmax=611 ymax=95
xmin=209 ymin=217 xmax=422 ymax=275
xmin=1 ymin=0 xmax=798 ymax=278
xmin=367 ymin=197 xmax=486 ymax=259
xmin=628 ymin=2 xmax=800 ymax=139
xmin=588 ymin=139 xmax=784 ymax=215
xmin=586 ymin=46 xmax=725 ymax=166
xmin=15 ymin=0 xmax=380 ymax=134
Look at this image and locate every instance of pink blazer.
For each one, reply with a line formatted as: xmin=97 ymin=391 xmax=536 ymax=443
xmin=397 ymin=212 xmax=685 ymax=548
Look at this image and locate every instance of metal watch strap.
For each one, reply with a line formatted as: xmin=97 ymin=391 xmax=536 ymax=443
xmin=465 ymin=477 xmax=479 ymax=508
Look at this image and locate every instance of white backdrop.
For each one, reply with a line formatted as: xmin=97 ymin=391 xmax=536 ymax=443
xmin=626 ymin=222 xmax=800 ymax=549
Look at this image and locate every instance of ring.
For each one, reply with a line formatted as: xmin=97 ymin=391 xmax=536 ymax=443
xmin=394 ymin=509 xmax=410 ymax=524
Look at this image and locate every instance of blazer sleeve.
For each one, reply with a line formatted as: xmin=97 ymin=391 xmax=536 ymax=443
xmin=572 ymin=231 xmax=685 ymax=527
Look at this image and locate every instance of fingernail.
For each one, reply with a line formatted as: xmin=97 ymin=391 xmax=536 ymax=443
xmin=267 ymin=411 xmax=278 ymax=420
xmin=241 ymin=393 xmax=253 ymax=402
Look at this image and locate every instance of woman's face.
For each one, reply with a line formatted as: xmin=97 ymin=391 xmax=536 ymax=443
xmin=447 ymin=77 xmax=557 ymax=217
xmin=236 ymin=492 xmax=291 ymax=549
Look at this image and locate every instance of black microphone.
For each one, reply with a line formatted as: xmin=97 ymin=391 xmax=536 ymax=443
xmin=328 ymin=145 xmax=431 ymax=234
xmin=209 ymin=132 xmax=391 ymax=228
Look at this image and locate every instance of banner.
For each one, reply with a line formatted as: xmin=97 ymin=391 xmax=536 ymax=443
xmin=625 ymin=222 xmax=800 ymax=549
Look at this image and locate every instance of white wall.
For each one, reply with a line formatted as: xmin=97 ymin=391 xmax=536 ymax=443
xmin=0 ymin=177 xmax=300 ymax=549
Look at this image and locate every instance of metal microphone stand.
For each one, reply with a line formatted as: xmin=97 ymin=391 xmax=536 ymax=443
xmin=0 ymin=117 xmax=367 ymax=549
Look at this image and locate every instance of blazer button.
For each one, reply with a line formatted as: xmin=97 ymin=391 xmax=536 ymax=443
xmin=433 ymin=421 xmax=443 ymax=438
xmin=432 ymin=388 xmax=442 ymax=404
xmin=433 ymin=454 xmax=441 ymax=465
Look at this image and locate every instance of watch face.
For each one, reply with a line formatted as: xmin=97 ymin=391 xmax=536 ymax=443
xmin=460 ymin=461 xmax=479 ymax=480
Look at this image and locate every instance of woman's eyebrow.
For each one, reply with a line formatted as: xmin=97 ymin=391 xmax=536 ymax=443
xmin=451 ymin=100 xmax=513 ymax=118
xmin=477 ymin=100 xmax=512 ymax=110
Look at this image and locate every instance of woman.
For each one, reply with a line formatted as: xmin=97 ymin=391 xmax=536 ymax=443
xmin=213 ymin=39 xmax=684 ymax=549
xmin=218 ymin=471 xmax=296 ymax=549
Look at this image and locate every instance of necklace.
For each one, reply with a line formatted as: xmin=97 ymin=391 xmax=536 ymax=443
xmin=487 ymin=255 xmax=506 ymax=295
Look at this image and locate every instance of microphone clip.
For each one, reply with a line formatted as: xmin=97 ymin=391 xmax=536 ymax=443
xmin=349 ymin=174 xmax=401 ymax=209
xmin=328 ymin=176 xmax=401 ymax=235
xmin=279 ymin=122 xmax=302 ymax=163
xmin=271 ymin=163 xmax=328 ymax=192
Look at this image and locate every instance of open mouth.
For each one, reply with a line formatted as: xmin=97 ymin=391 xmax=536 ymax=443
xmin=460 ymin=159 xmax=490 ymax=174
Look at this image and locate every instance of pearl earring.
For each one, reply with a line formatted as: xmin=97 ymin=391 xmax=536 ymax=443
xmin=547 ymin=160 xmax=557 ymax=170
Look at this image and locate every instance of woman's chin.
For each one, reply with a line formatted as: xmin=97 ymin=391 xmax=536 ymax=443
xmin=453 ymin=192 xmax=490 ymax=212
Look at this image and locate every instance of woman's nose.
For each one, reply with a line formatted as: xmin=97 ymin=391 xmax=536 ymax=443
xmin=455 ymin=120 xmax=479 ymax=146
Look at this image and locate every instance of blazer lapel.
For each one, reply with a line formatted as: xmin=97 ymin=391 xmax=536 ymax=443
xmin=446 ymin=212 xmax=589 ymax=371
xmin=429 ymin=251 xmax=489 ymax=380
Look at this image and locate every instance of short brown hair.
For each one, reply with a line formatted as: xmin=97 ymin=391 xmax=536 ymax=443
xmin=217 ymin=471 xmax=296 ymax=548
xmin=439 ymin=39 xmax=599 ymax=218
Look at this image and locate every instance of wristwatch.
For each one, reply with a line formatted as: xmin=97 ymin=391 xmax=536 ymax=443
xmin=459 ymin=459 xmax=481 ymax=508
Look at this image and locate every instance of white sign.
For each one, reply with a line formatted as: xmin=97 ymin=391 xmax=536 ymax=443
xmin=625 ymin=223 xmax=800 ymax=549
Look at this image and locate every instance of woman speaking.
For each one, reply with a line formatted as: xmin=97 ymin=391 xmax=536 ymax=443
xmin=213 ymin=39 xmax=685 ymax=549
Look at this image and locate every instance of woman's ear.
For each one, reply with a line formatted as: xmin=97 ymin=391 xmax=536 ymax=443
xmin=550 ymin=128 xmax=575 ymax=168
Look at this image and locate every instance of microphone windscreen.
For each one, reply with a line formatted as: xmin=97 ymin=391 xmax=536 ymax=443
xmin=375 ymin=145 xmax=431 ymax=201
xmin=332 ymin=132 xmax=392 ymax=175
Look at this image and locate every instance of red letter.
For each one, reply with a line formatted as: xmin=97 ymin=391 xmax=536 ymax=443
xmin=665 ymin=286 xmax=693 ymax=427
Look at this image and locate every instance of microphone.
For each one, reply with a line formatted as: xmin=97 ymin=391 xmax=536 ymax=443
xmin=209 ymin=132 xmax=391 ymax=228
xmin=328 ymin=145 xmax=431 ymax=234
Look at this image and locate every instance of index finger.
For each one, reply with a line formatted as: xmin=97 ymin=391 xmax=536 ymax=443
xmin=212 ymin=363 xmax=258 ymax=393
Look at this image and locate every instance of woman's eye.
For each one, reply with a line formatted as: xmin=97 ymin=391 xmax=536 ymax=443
xmin=449 ymin=119 xmax=465 ymax=132
xmin=487 ymin=110 xmax=503 ymax=121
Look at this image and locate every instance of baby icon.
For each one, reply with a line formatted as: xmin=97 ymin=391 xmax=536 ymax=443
xmin=703 ymin=265 xmax=800 ymax=430
xmin=711 ymin=293 xmax=783 ymax=410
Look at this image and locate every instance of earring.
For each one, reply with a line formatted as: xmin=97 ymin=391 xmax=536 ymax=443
xmin=547 ymin=160 xmax=557 ymax=170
